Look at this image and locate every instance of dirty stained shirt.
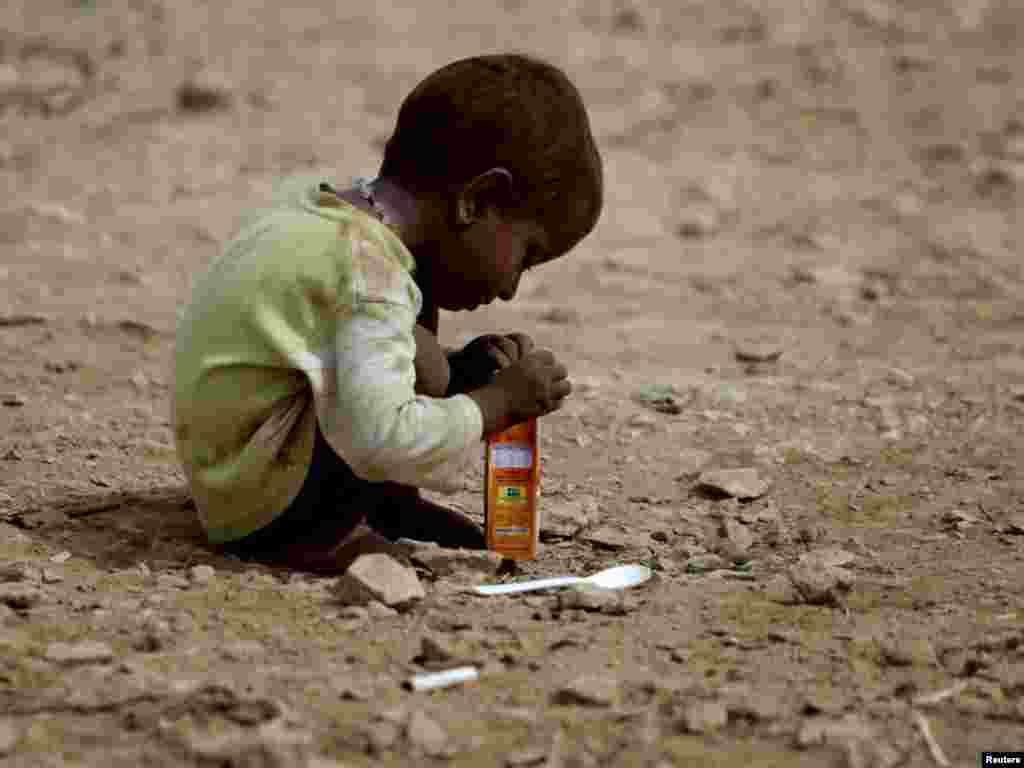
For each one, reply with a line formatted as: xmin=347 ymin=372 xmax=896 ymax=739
xmin=172 ymin=174 xmax=484 ymax=544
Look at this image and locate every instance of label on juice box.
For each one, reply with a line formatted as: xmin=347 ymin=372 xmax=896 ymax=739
xmin=484 ymin=419 xmax=540 ymax=560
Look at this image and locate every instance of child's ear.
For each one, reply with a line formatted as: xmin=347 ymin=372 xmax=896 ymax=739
xmin=456 ymin=168 xmax=515 ymax=225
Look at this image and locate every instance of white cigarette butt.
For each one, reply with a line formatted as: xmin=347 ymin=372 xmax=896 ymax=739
xmin=407 ymin=666 xmax=479 ymax=692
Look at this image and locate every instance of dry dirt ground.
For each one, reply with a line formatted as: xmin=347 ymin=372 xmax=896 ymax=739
xmin=1 ymin=1 xmax=1023 ymax=766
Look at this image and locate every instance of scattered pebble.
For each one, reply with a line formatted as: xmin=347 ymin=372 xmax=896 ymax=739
xmin=176 ymin=69 xmax=234 ymax=112
xmin=717 ymin=518 xmax=755 ymax=560
xmin=552 ymin=675 xmax=619 ymax=707
xmin=681 ymin=699 xmax=728 ymax=733
xmin=581 ymin=526 xmax=631 ymax=551
xmin=677 ymin=203 xmax=720 ymax=239
xmin=877 ymin=628 xmax=937 ymax=667
xmin=733 ymin=340 xmax=784 ymax=364
xmin=363 ymin=720 xmax=401 ymax=754
xmin=156 ymin=573 xmax=191 ymax=590
xmin=696 ymin=468 xmax=770 ymax=500
xmin=221 ymin=640 xmax=266 ymax=661
xmin=788 ymin=549 xmax=855 ymax=605
xmin=0 ymin=562 xmax=37 ymax=583
xmin=0 ymin=719 xmax=20 ymax=756
xmin=189 ymin=564 xmax=215 ymax=584
xmin=505 ymin=747 xmax=548 ymax=767
xmin=677 ymin=448 xmax=714 ymax=478
xmin=556 ymin=585 xmax=631 ymax=615
xmin=45 ymin=640 xmax=114 ymax=665
xmin=685 ymin=554 xmax=728 ymax=574
xmin=406 ymin=710 xmax=450 ymax=757
xmin=0 ymin=313 xmax=46 ymax=327
xmin=410 ymin=545 xmax=503 ymax=578
xmin=0 ymin=583 xmax=42 ymax=610
xmin=366 ymin=600 xmax=399 ymax=619
xmin=334 ymin=554 xmax=425 ymax=610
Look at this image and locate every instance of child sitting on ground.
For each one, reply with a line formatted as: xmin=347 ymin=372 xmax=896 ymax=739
xmin=172 ymin=53 xmax=604 ymax=573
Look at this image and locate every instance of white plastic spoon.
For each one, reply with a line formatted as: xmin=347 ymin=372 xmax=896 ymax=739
xmin=472 ymin=564 xmax=652 ymax=596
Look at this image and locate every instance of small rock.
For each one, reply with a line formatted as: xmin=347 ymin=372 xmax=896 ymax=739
xmin=764 ymin=574 xmax=800 ymax=604
xmin=366 ymin=600 xmax=399 ymax=619
xmin=48 ymin=550 xmax=71 ymax=564
xmin=696 ymin=468 xmax=770 ymax=500
xmin=334 ymin=554 xmax=425 ymax=610
xmin=788 ymin=553 xmax=854 ymax=605
xmin=189 ymin=564 xmax=215 ymax=584
xmin=796 ymin=715 xmax=899 ymax=768
xmin=410 ymin=546 xmax=503 ymax=578
xmin=156 ymin=573 xmax=190 ymax=589
xmin=877 ymin=629 xmax=937 ymax=667
xmin=677 ymin=448 xmax=714 ymax=478
xmin=0 ymin=719 xmax=20 ymax=756
xmin=176 ymin=69 xmax=234 ymax=112
xmin=734 ymin=340 xmax=783 ymax=364
xmin=883 ymin=367 xmax=915 ymax=388
xmin=417 ymin=634 xmax=457 ymax=665
xmin=40 ymin=568 xmax=63 ymax=584
xmin=363 ymin=720 xmax=400 ymax=754
xmin=0 ymin=583 xmax=42 ymax=610
xmin=0 ymin=562 xmax=38 ymax=583
xmin=221 ymin=640 xmax=265 ymax=661
xmin=581 ymin=526 xmax=631 ymax=551
xmin=505 ymin=747 xmax=548 ymax=767
xmin=723 ymin=684 xmax=794 ymax=721
xmin=336 ymin=605 xmax=369 ymax=623
xmin=717 ymin=518 xmax=755 ymax=560
xmin=406 ymin=710 xmax=449 ymax=757
xmin=45 ymin=641 xmax=114 ymax=665
xmin=1001 ymin=513 xmax=1024 ymax=535
xmin=556 ymin=585 xmax=630 ymax=615
xmin=677 ymin=203 xmax=720 ymax=239
xmin=685 ymin=554 xmax=727 ymax=574
xmin=552 ymin=675 xmax=619 ymax=707
xmin=681 ymin=699 xmax=728 ymax=733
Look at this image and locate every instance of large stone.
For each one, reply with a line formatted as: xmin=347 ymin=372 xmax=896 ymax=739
xmin=696 ymin=468 xmax=770 ymax=500
xmin=410 ymin=546 xmax=503 ymax=578
xmin=877 ymin=629 xmax=937 ymax=667
xmin=334 ymin=554 xmax=425 ymax=610
xmin=788 ymin=549 xmax=856 ymax=605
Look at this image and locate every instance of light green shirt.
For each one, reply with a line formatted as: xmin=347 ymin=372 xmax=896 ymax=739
xmin=172 ymin=174 xmax=483 ymax=544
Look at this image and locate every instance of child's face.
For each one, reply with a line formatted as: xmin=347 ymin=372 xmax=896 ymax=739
xmin=429 ymin=206 xmax=553 ymax=312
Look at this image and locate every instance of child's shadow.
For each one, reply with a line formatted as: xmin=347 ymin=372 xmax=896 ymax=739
xmin=7 ymin=486 xmax=251 ymax=573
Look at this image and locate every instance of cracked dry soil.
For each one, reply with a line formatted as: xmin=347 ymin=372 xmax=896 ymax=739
xmin=1 ymin=0 xmax=1023 ymax=766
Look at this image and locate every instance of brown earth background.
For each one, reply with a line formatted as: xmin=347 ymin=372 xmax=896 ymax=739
xmin=1 ymin=0 xmax=1023 ymax=766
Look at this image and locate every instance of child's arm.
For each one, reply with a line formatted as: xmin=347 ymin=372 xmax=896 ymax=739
xmin=413 ymin=324 xmax=450 ymax=397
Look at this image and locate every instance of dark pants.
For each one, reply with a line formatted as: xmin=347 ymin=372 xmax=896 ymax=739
xmin=222 ymin=425 xmax=375 ymax=560
xmin=222 ymin=424 xmax=485 ymax=565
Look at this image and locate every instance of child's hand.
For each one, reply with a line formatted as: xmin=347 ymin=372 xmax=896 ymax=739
xmin=446 ymin=333 xmax=534 ymax=395
xmin=468 ymin=349 xmax=571 ymax=434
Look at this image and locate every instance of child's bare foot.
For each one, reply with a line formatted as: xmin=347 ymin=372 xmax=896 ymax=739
xmin=366 ymin=485 xmax=486 ymax=549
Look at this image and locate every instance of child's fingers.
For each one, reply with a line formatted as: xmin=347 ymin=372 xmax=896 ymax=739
xmin=504 ymin=332 xmax=534 ymax=360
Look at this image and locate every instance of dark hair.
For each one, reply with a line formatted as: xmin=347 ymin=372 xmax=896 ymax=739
xmin=379 ymin=53 xmax=603 ymax=256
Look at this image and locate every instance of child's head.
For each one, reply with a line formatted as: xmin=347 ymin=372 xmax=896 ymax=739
xmin=379 ymin=53 xmax=603 ymax=311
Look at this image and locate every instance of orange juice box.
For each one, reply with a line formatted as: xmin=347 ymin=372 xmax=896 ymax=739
xmin=484 ymin=418 xmax=541 ymax=560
